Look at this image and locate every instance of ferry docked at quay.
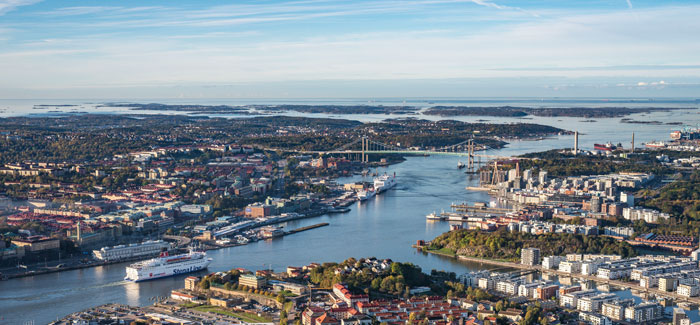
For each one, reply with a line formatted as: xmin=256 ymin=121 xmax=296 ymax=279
xmin=124 ymin=250 xmax=212 ymax=282
xmin=373 ymin=173 xmax=397 ymax=193
xmin=356 ymin=173 xmax=397 ymax=201
xmin=356 ymin=188 xmax=376 ymax=201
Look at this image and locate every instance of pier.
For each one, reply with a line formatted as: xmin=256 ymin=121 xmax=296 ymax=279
xmin=286 ymin=223 xmax=330 ymax=235
xmin=450 ymin=203 xmax=514 ymax=214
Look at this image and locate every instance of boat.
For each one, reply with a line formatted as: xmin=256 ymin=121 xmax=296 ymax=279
xmin=260 ymin=226 xmax=285 ymax=239
xmin=426 ymin=212 xmax=444 ymax=220
xmin=457 ymin=161 xmax=465 ymax=169
xmin=447 ymin=214 xmax=467 ymax=222
xmin=374 ymin=173 xmax=397 ymax=193
xmin=593 ymin=142 xmax=621 ymax=151
xmin=124 ymin=250 xmax=212 ymax=282
xmin=357 ymin=188 xmax=376 ymax=201
xmin=644 ymin=141 xmax=667 ymax=148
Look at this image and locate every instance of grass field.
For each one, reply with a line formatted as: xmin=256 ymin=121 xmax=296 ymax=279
xmin=193 ymin=305 xmax=272 ymax=323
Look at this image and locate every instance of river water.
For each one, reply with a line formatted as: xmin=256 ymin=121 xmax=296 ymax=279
xmin=0 ymin=101 xmax=698 ymax=323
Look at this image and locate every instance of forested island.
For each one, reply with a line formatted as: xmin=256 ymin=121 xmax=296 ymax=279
xmin=424 ymin=105 xmax=688 ymax=118
xmin=100 ymin=103 xmax=421 ymax=115
xmin=250 ymin=104 xmax=420 ymax=114
xmin=97 ymin=103 xmax=252 ymax=113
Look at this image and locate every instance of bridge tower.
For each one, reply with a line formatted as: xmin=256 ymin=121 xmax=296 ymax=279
xmin=362 ymin=137 xmax=367 ymax=162
xmin=361 ymin=137 xmax=370 ymax=163
xmin=491 ymin=160 xmax=499 ymax=185
xmin=467 ymin=139 xmax=475 ymax=172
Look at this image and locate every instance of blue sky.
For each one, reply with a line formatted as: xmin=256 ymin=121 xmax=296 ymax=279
xmin=1 ymin=0 xmax=699 ymax=99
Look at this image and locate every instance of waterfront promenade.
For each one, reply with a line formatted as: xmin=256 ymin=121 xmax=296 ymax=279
xmin=417 ymin=245 xmax=700 ymax=305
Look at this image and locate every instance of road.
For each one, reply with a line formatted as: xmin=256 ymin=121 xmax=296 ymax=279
xmin=163 ymin=235 xmax=192 ymax=247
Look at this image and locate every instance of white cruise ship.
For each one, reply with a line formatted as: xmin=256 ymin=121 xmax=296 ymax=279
xmin=124 ymin=251 xmax=212 ymax=282
xmin=373 ymin=173 xmax=397 ymax=193
xmin=93 ymin=240 xmax=171 ymax=262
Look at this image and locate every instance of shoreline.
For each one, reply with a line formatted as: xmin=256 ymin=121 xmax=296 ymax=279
xmin=1 ymin=207 xmax=348 ymax=281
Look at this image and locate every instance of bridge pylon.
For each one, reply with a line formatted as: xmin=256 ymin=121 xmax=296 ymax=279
xmin=467 ymin=139 xmax=475 ymax=172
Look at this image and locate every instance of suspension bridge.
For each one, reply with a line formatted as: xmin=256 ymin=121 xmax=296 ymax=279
xmin=280 ymin=136 xmax=530 ymax=170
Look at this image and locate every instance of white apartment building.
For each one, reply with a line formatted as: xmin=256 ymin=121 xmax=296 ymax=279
xmin=677 ymin=282 xmax=700 ymax=297
xmin=560 ymin=290 xmax=597 ymax=309
xmin=577 ymin=293 xmax=618 ymax=313
xmin=559 ymin=261 xmax=582 ymax=274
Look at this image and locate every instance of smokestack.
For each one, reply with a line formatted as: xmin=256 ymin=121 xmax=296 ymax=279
xmin=574 ymin=131 xmax=579 ymax=155
xmin=631 ymin=132 xmax=635 ymax=153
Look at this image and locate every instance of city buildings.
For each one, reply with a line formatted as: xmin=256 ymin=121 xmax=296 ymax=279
xmin=521 ymin=247 xmax=540 ymax=266
xmin=239 ymin=274 xmax=267 ymax=289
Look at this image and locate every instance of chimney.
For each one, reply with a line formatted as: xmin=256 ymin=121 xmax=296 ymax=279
xmin=631 ymin=132 xmax=635 ymax=153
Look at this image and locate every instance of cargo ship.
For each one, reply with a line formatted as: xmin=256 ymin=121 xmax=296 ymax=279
xmin=593 ymin=142 xmax=621 ymax=151
xmin=374 ymin=173 xmax=397 ymax=193
xmin=124 ymin=250 xmax=211 ymax=282
xmin=644 ymin=141 xmax=667 ymax=148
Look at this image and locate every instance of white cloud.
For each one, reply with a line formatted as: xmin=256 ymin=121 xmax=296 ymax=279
xmin=0 ymin=1 xmax=699 ymax=97
xmin=0 ymin=0 xmax=40 ymax=15
xmin=466 ymin=0 xmax=540 ymax=17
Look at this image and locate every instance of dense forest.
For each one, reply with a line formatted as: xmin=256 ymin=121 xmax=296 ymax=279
xmin=518 ymin=150 xmax=670 ymax=177
xmin=641 ymin=170 xmax=700 ymax=220
xmin=428 ymin=229 xmax=637 ymax=261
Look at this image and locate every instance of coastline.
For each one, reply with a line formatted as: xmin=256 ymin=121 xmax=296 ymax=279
xmin=1 ymin=207 xmax=345 ymax=281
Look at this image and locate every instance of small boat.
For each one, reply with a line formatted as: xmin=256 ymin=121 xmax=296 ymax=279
xmin=426 ymin=212 xmax=444 ymax=220
xmin=457 ymin=161 xmax=465 ymax=169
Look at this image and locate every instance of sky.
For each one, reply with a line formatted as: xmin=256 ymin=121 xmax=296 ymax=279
xmin=0 ymin=0 xmax=699 ymax=99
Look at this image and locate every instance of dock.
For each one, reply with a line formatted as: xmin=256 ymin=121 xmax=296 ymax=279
xmin=450 ymin=203 xmax=514 ymax=214
xmin=286 ymin=223 xmax=330 ymax=235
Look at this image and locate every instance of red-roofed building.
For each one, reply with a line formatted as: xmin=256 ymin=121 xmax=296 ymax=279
xmin=315 ymin=313 xmax=339 ymax=325
xmin=303 ymin=307 xmax=326 ymax=325
xmin=333 ymin=283 xmax=369 ymax=308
